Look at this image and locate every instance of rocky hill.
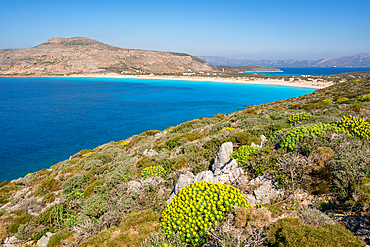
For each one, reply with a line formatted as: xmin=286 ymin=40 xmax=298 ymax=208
xmin=200 ymin=53 xmax=370 ymax=68
xmin=0 ymin=37 xmax=215 ymax=76
xmin=0 ymin=76 xmax=370 ymax=247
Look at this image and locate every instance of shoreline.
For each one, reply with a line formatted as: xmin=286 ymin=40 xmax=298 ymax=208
xmin=1 ymin=74 xmax=332 ymax=89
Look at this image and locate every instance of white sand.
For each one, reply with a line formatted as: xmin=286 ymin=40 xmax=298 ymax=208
xmin=68 ymin=73 xmax=332 ymax=89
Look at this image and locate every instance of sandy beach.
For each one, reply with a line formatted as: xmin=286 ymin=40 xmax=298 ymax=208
xmin=67 ymin=73 xmax=333 ymax=89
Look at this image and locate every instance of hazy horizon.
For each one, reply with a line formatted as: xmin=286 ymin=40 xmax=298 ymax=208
xmin=1 ymin=0 xmax=369 ymax=60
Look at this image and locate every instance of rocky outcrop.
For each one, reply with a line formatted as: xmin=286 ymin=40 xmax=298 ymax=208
xmin=243 ymin=175 xmax=285 ymax=207
xmin=168 ymin=142 xmax=284 ymax=206
xmin=142 ymin=149 xmax=158 ymax=157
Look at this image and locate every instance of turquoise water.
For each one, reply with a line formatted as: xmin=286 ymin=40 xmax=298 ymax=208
xmin=0 ymin=77 xmax=315 ymax=182
xmin=244 ymin=67 xmax=370 ymax=75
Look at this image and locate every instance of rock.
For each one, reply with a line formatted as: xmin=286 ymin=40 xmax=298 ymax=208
xmin=212 ymin=142 xmax=233 ymax=173
xmin=174 ymin=171 xmax=195 ymax=195
xmin=37 ymin=232 xmax=55 ymax=247
xmin=248 ymin=175 xmax=284 ymax=205
xmin=244 ymin=194 xmax=257 ymax=207
xmin=3 ymin=236 xmax=22 ymax=247
xmin=193 ymin=171 xmax=214 ymax=183
xmin=142 ymin=149 xmax=158 ymax=157
xmin=127 ymin=181 xmax=142 ymax=194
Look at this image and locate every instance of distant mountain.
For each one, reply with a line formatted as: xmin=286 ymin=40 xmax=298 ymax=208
xmin=0 ymin=37 xmax=215 ymax=76
xmin=199 ymin=53 xmax=370 ymax=68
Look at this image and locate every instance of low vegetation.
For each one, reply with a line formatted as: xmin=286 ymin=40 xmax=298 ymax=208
xmin=0 ymin=76 xmax=369 ymax=246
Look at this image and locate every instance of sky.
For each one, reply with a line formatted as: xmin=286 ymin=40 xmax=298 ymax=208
xmin=0 ymin=0 xmax=369 ymax=60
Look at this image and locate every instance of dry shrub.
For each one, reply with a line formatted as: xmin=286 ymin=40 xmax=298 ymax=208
xmin=0 ymin=226 xmax=8 ymax=243
xmin=248 ymin=207 xmax=272 ymax=230
xmin=234 ymin=207 xmax=248 ymax=228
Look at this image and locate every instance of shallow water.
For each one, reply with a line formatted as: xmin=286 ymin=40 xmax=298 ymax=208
xmin=0 ymin=77 xmax=315 ymax=182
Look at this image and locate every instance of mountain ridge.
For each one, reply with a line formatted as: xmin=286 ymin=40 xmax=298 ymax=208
xmin=199 ymin=53 xmax=370 ymax=68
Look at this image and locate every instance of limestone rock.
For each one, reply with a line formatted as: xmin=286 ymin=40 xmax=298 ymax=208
xmin=142 ymin=149 xmax=158 ymax=157
xmin=212 ymin=142 xmax=233 ymax=173
xmin=174 ymin=171 xmax=195 ymax=195
xmin=37 ymin=232 xmax=55 ymax=247
xmin=248 ymin=175 xmax=284 ymax=205
xmin=127 ymin=181 xmax=142 ymax=194
xmin=193 ymin=171 xmax=214 ymax=183
xmin=3 ymin=236 xmax=22 ymax=247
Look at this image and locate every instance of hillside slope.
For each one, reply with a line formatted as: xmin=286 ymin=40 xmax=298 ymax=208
xmin=0 ymin=77 xmax=370 ymax=246
xmin=0 ymin=37 xmax=214 ymax=75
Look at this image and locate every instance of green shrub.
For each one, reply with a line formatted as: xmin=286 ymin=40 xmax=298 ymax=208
xmin=62 ymin=174 xmax=87 ymax=194
xmin=84 ymin=195 xmax=108 ymax=218
xmin=47 ymin=231 xmax=72 ymax=247
xmin=268 ymin=218 xmax=362 ymax=247
xmin=8 ymin=211 xmax=34 ymax=233
xmin=228 ymin=132 xmax=261 ymax=146
xmin=84 ymin=179 xmax=106 ymax=198
xmin=329 ymin=149 xmax=370 ymax=197
xmin=161 ymin=181 xmax=251 ymax=246
xmin=140 ymin=231 xmax=185 ymax=247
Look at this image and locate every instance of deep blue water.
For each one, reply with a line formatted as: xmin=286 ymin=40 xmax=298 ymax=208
xmin=244 ymin=67 xmax=370 ymax=75
xmin=0 ymin=77 xmax=315 ymax=182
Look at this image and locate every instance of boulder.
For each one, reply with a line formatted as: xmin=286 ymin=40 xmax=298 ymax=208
xmin=174 ymin=171 xmax=195 ymax=195
xmin=142 ymin=149 xmax=158 ymax=157
xmin=246 ymin=175 xmax=284 ymax=205
xmin=212 ymin=142 xmax=234 ymax=173
xmin=37 ymin=232 xmax=55 ymax=247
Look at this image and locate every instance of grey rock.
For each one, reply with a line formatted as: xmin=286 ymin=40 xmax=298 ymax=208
xmin=244 ymin=194 xmax=257 ymax=207
xmin=127 ymin=181 xmax=142 ymax=194
xmin=193 ymin=171 xmax=214 ymax=183
xmin=249 ymin=175 xmax=284 ymax=205
xmin=3 ymin=236 xmax=22 ymax=247
xmin=212 ymin=142 xmax=233 ymax=173
xmin=174 ymin=171 xmax=195 ymax=195
xmin=37 ymin=232 xmax=55 ymax=247
xmin=142 ymin=149 xmax=158 ymax=157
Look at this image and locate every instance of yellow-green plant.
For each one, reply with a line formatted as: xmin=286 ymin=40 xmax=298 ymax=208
xmin=358 ymin=93 xmax=370 ymax=102
xmin=141 ymin=165 xmax=166 ymax=178
xmin=336 ymin=115 xmax=370 ymax=140
xmin=281 ymin=123 xmax=346 ymax=152
xmin=336 ymin=97 xmax=349 ymax=103
xmin=322 ymin=98 xmax=333 ymax=103
xmin=287 ymin=113 xmax=313 ymax=126
xmin=231 ymin=145 xmax=257 ymax=165
xmin=218 ymin=127 xmax=235 ymax=133
xmin=270 ymin=128 xmax=286 ymax=140
xmin=161 ymin=181 xmax=251 ymax=246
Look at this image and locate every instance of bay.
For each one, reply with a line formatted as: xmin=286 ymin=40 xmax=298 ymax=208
xmin=0 ymin=77 xmax=315 ymax=182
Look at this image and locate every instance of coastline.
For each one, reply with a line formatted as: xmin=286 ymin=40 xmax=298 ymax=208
xmin=69 ymin=74 xmax=332 ymax=89
xmin=0 ymin=74 xmax=333 ymax=89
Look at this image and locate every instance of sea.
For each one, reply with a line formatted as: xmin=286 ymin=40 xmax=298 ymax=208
xmin=1 ymin=76 xmax=317 ymax=182
xmin=244 ymin=67 xmax=370 ymax=75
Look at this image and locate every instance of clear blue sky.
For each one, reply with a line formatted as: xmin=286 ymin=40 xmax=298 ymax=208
xmin=0 ymin=0 xmax=369 ymax=60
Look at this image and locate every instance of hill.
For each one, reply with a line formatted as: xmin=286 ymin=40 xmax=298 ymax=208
xmin=0 ymin=37 xmax=278 ymax=76
xmin=200 ymin=53 xmax=370 ymax=68
xmin=0 ymin=37 xmax=214 ymax=76
xmin=0 ymin=76 xmax=370 ymax=246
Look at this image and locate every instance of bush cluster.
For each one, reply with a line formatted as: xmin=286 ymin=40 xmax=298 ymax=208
xmin=287 ymin=113 xmax=312 ymax=126
xmin=141 ymin=165 xmax=166 ymax=178
xmin=268 ymin=218 xmax=362 ymax=247
xmin=231 ymin=145 xmax=257 ymax=165
xmin=336 ymin=115 xmax=370 ymax=140
xmin=280 ymin=122 xmax=346 ymax=152
xmin=161 ymin=181 xmax=251 ymax=246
